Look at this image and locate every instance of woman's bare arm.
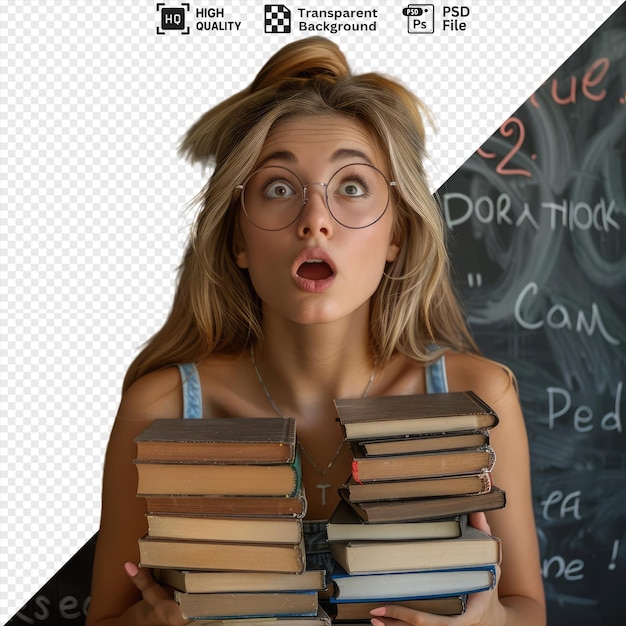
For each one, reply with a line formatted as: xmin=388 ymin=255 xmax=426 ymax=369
xmin=86 ymin=368 xmax=188 ymax=626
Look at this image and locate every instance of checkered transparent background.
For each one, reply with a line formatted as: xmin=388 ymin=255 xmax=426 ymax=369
xmin=2 ymin=0 xmax=622 ymax=620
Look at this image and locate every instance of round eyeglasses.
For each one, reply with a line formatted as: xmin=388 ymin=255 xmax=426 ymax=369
xmin=235 ymin=163 xmax=396 ymax=231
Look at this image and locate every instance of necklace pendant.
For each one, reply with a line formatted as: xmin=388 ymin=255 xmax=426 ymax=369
xmin=316 ymin=481 xmax=332 ymax=506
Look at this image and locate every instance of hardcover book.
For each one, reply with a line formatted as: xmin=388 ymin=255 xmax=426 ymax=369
xmin=330 ymin=563 xmax=497 ymax=602
xmin=326 ymin=499 xmax=464 ymax=542
xmin=135 ymin=452 xmax=301 ymax=497
xmin=146 ymin=513 xmax=303 ymax=544
xmin=340 ymin=486 xmax=506 ymax=523
xmin=335 ymin=391 xmax=498 ymax=440
xmin=343 ymin=471 xmax=492 ymax=502
xmin=329 ymin=525 xmax=501 ymax=574
xmin=142 ymin=491 xmax=307 ymax=517
xmin=358 ymin=430 xmax=489 ymax=456
xmin=174 ymin=590 xmax=319 ymax=620
xmin=187 ymin=606 xmax=332 ymax=626
xmin=350 ymin=444 xmax=496 ymax=482
xmin=154 ymin=568 xmax=327 ymax=594
xmin=135 ymin=417 xmax=297 ymax=463
xmin=138 ymin=535 xmax=306 ymax=573
xmin=329 ymin=597 xmax=467 ymax=620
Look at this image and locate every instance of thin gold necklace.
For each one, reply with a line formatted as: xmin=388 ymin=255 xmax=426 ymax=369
xmin=250 ymin=343 xmax=376 ymax=505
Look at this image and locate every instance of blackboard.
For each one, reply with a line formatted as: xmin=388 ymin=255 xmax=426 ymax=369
xmin=442 ymin=5 xmax=626 ymax=625
xmin=8 ymin=534 xmax=96 ymax=625
xmin=7 ymin=6 xmax=625 ymax=626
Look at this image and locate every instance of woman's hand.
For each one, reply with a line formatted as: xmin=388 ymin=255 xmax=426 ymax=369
xmin=368 ymin=513 xmax=507 ymax=626
xmin=124 ymin=562 xmax=190 ymax=626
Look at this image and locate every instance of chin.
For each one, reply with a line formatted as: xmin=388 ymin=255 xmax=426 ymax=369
xmin=288 ymin=300 xmax=371 ymax=329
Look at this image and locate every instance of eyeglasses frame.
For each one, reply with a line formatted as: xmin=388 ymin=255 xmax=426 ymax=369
xmin=234 ymin=162 xmax=397 ymax=231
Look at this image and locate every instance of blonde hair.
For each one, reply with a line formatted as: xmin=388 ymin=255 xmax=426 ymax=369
xmin=123 ymin=37 xmax=477 ymax=392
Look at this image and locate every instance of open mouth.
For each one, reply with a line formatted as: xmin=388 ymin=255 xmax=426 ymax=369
xmin=296 ymin=259 xmax=334 ymax=281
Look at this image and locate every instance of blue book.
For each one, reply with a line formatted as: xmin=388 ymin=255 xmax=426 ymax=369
xmin=330 ymin=563 xmax=497 ymax=602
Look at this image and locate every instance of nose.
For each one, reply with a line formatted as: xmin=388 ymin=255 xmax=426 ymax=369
xmin=297 ymin=182 xmax=334 ymax=238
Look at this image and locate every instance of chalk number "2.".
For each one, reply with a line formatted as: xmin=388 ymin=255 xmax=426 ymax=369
xmin=477 ymin=117 xmax=532 ymax=178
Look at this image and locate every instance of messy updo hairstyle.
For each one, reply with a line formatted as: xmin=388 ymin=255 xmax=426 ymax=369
xmin=123 ymin=37 xmax=477 ymax=391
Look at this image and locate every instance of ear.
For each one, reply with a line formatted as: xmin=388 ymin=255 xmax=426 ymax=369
xmin=386 ymin=236 xmax=401 ymax=263
xmin=234 ymin=244 xmax=249 ymax=269
xmin=385 ymin=224 xmax=402 ymax=263
xmin=386 ymin=208 xmax=404 ymax=263
xmin=232 ymin=221 xmax=249 ymax=268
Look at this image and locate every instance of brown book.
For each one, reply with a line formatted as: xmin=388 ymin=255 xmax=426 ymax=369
xmin=330 ymin=597 xmax=467 ymax=620
xmin=155 ymin=568 xmax=327 ymax=593
xmin=335 ymin=391 xmax=498 ymax=440
xmin=184 ymin=605 xmax=334 ymax=626
xmin=135 ymin=453 xmax=301 ymax=496
xmin=135 ymin=417 xmax=296 ymax=463
xmin=359 ymin=430 xmax=489 ymax=456
xmin=344 ymin=471 xmax=492 ymax=502
xmin=350 ymin=444 xmax=496 ymax=483
xmin=326 ymin=499 xmax=463 ymax=542
xmin=138 ymin=536 xmax=306 ymax=573
xmin=174 ymin=590 xmax=318 ymax=620
xmin=340 ymin=486 xmax=506 ymax=523
xmin=186 ymin=606 xmax=332 ymax=626
xmin=330 ymin=525 xmax=501 ymax=574
xmin=142 ymin=492 xmax=307 ymax=517
xmin=146 ymin=514 xmax=303 ymax=544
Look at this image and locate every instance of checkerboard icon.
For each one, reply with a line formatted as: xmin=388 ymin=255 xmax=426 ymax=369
xmin=265 ymin=4 xmax=291 ymax=33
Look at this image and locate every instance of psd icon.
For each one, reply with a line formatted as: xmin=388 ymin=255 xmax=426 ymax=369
xmin=265 ymin=5 xmax=291 ymax=33
xmin=403 ymin=4 xmax=434 ymax=33
xmin=156 ymin=3 xmax=190 ymax=35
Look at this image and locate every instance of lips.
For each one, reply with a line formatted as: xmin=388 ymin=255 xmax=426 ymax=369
xmin=297 ymin=259 xmax=334 ymax=280
xmin=292 ymin=248 xmax=336 ymax=292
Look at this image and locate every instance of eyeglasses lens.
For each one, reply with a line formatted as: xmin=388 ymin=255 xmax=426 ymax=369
xmin=241 ymin=164 xmax=390 ymax=230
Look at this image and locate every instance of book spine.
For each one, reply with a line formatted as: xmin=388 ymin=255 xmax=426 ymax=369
xmin=284 ymin=417 xmax=297 ymax=463
xmin=464 ymin=391 xmax=499 ymax=425
xmin=483 ymin=445 xmax=496 ymax=472
xmin=482 ymin=470 xmax=493 ymax=493
xmin=351 ymin=458 xmax=363 ymax=485
xmin=291 ymin=448 xmax=302 ymax=496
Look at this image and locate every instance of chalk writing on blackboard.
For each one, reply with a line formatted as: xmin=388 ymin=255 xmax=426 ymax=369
xmin=442 ymin=7 xmax=625 ymax=625
xmin=476 ymin=55 xmax=619 ymax=179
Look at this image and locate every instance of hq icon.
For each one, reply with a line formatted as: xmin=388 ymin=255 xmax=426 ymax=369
xmin=156 ymin=3 xmax=191 ymax=34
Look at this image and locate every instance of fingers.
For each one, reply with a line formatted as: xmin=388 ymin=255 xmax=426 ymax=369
xmin=367 ymin=567 xmax=503 ymax=626
xmin=125 ymin=562 xmax=168 ymax=600
xmin=370 ymin=604 xmax=447 ymax=626
xmin=468 ymin=511 xmax=491 ymax=534
xmin=125 ymin=562 xmax=189 ymax=626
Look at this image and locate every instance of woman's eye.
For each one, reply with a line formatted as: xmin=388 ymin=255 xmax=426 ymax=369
xmin=264 ymin=181 xmax=296 ymax=199
xmin=338 ymin=180 xmax=367 ymax=197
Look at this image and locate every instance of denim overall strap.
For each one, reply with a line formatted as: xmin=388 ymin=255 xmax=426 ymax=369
xmin=177 ymin=363 xmax=203 ymax=419
xmin=425 ymin=354 xmax=449 ymax=393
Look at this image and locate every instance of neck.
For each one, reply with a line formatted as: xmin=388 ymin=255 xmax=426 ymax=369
xmin=253 ymin=309 xmax=376 ymax=418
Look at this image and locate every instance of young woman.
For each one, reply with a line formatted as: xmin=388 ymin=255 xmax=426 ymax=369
xmin=87 ymin=37 xmax=546 ymax=626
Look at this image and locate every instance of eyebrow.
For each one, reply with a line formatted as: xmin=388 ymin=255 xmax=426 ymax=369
xmin=331 ymin=148 xmax=374 ymax=165
xmin=256 ymin=151 xmax=298 ymax=167
xmin=256 ymin=148 xmax=375 ymax=169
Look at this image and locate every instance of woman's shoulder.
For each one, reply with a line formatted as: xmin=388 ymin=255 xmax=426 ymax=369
xmin=443 ymin=350 xmax=517 ymax=404
xmin=380 ymin=350 xmax=514 ymax=400
xmin=116 ymin=353 xmax=248 ymax=423
xmin=116 ymin=366 xmax=185 ymax=422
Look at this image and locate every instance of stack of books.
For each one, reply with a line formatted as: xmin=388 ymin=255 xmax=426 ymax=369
xmin=326 ymin=391 xmax=506 ymax=621
xmin=133 ymin=416 xmax=330 ymax=625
